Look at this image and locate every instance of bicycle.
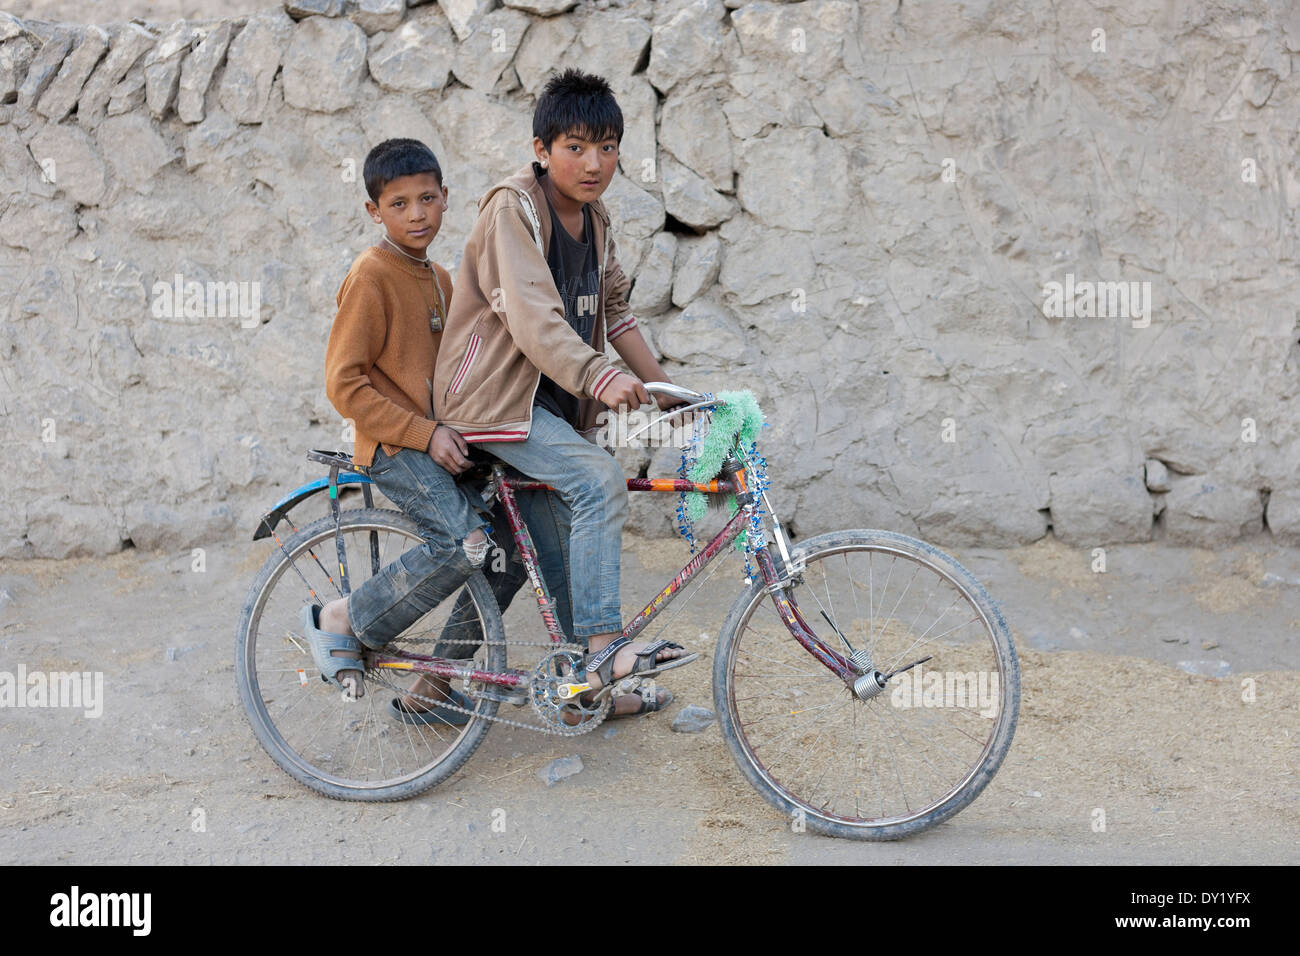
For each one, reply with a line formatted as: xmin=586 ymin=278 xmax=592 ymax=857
xmin=235 ymin=384 xmax=1020 ymax=839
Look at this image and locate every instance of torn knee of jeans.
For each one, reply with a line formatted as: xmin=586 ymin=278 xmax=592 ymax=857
xmin=462 ymin=532 xmax=490 ymax=568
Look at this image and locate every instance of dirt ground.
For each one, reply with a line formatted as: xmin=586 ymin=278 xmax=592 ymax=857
xmin=1 ymin=524 xmax=1297 ymax=865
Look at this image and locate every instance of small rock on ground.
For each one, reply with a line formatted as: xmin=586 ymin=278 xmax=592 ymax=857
xmin=537 ymin=754 xmax=583 ymax=787
xmin=671 ymin=705 xmax=715 ymax=733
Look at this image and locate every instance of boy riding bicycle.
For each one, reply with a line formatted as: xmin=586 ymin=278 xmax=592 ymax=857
xmin=435 ymin=69 xmax=699 ymax=704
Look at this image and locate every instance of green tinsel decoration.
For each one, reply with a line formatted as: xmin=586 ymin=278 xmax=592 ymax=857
xmin=683 ymin=390 xmax=766 ymax=550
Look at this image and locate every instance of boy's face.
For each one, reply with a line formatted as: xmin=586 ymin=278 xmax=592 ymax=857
xmin=366 ymin=171 xmax=447 ymax=258
xmin=535 ymin=128 xmax=619 ymax=205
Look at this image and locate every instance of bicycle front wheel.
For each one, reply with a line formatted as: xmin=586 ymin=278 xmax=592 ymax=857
xmin=235 ymin=508 xmax=506 ymax=801
xmin=713 ymin=529 xmax=1020 ymax=839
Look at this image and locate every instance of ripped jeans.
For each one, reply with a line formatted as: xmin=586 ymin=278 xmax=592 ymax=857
xmin=345 ymin=445 xmax=574 ymax=651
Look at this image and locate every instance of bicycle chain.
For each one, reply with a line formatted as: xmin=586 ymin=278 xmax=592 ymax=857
xmin=364 ymin=641 xmax=613 ymax=737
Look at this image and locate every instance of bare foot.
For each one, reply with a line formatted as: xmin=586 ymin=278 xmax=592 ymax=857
xmin=582 ymin=637 xmax=686 ymax=693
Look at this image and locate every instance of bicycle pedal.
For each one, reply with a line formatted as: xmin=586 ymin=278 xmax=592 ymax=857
xmin=614 ymin=676 xmax=653 ymax=697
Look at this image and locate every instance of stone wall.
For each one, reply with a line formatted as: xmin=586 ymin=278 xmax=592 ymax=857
xmin=1 ymin=0 xmax=1297 ymax=558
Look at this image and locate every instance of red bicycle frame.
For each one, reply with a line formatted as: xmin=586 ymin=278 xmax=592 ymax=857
xmin=369 ymin=467 xmax=856 ymax=688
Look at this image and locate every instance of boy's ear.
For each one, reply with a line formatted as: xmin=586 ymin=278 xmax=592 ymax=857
xmin=532 ymin=136 xmax=549 ymax=165
xmin=365 ymin=199 xmax=382 ymax=224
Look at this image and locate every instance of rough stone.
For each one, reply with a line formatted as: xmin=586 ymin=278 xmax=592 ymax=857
xmin=717 ymin=218 xmax=815 ymax=305
xmin=512 ymin=14 xmax=576 ymax=94
xmin=143 ymin=21 xmax=195 ymax=119
xmin=671 ymin=232 xmax=721 ymax=306
xmin=736 ymin=128 xmax=852 ymax=233
xmin=96 ymin=113 xmax=178 ymax=192
xmin=177 ymin=21 xmax=234 ymax=123
xmin=601 ymin=173 xmax=664 ymax=272
xmin=812 ymin=73 xmax=902 ymax=137
xmin=656 ymin=299 xmax=746 ymax=365
xmin=285 ymin=0 xmax=346 ymax=17
xmin=350 ymin=0 xmax=407 ymax=35
xmin=16 ymin=27 xmax=75 ymax=111
xmin=441 ymin=0 xmax=496 ymax=41
xmin=106 ymin=63 xmax=147 ymax=115
xmin=1048 ymin=470 xmax=1153 ymax=545
xmin=670 ymin=705 xmax=715 ymax=733
xmin=615 ymin=76 xmax=657 ymax=187
xmin=647 ymin=0 xmax=726 ymax=94
xmin=1144 ymin=458 xmax=1170 ymax=493
xmin=25 ymin=500 xmax=122 ymax=558
xmin=504 ymin=0 xmax=576 ymax=15
xmin=0 ymin=195 xmax=78 ymax=249
xmin=218 ymin=11 xmax=293 ymax=124
xmin=36 ymin=25 xmax=108 ymax=122
xmin=28 ymin=122 xmax=108 ymax=206
xmin=660 ymin=88 xmax=732 ymax=192
xmin=282 ymin=17 xmax=367 ymax=113
xmin=730 ymin=0 xmax=862 ymax=82
xmin=1 ymin=35 xmax=37 ymax=102
xmin=536 ymin=754 xmax=584 ymax=786
xmin=367 ymin=6 xmax=455 ymax=94
xmin=0 ymin=12 xmax=23 ymax=42
xmin=569 ymin=12 xmax=651 ymax=91
xmin=75 ymin=23 xmax=156 ymax=129
xmin=629 ymin=231 xmax=676 ymax=316
xmin=1162 ymin=477 xmax=1262 ymax=545
xmin=451 ymin=7 xmax=529 ymax=93
xmin=660 ymin=154 xmax=735 ymax=229
xmin=1265 ymin=489 xmax=1300 ymax=545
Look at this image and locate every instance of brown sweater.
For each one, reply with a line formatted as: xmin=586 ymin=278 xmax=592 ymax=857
xmin=324 ymin=244 xmax=453 ymax=467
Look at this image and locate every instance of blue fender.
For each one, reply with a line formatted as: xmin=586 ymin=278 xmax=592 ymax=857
xmin=252 ymin=473 xmax=373 ymax=540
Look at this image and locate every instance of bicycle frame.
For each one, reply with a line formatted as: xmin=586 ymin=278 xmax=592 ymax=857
xmin=368 ymin=463 xmax=857 ymax=690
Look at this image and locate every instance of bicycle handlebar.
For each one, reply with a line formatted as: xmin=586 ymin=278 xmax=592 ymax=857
xmin=643 ymin=382 xmax=709 ymax=405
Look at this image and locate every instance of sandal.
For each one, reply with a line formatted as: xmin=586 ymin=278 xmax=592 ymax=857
xmin=387 ymin=689 xmax=473 ymax=727
xmin=565 ymin=637 xmax=699 ymax=701
xmin=611 ymin=684 xmax=674 ymax=718
xmin=300 ymin=603 xmax=365 ymax=692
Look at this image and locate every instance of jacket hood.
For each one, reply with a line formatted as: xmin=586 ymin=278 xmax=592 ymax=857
xmin=478 ymin=162 xmax=613 ymax=228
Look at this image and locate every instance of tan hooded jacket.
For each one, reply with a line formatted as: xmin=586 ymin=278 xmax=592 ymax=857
xmin=434 ymin=162 xmax=639 ymax=441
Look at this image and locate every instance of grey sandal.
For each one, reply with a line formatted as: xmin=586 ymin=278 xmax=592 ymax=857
xmin=581 ymin=637 xmax=698 ymax=698
xmin=300 ymin=603 xmax=365 ymax=691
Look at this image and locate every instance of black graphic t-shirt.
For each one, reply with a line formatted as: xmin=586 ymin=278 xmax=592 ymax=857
xmin=533 ymin=193 xmax=601 ymax=427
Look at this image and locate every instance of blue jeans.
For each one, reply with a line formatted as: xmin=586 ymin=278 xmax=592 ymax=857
xmin=432 ymin=485 xmax=578 ymax=658
xmin=347 ymin=445 xmax=576 ymax=651
xmin=478 ymin=405 xmax=626 ymax=638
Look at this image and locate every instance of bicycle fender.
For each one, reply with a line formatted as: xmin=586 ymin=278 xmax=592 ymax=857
xmin=251 ymin=473 xmax=373 ymax=540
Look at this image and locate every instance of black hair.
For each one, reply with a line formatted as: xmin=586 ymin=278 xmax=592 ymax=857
xmin=363 ymin=138 xmax=443 ymax=202
xmin=532 ymin=69 xmax=624 ymax=151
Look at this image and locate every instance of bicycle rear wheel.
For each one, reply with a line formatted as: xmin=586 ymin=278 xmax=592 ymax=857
xmin=713 ymin=529 xmax=1019 ymax=839
xmin=235 ymin=508 xmax=506 ymax=801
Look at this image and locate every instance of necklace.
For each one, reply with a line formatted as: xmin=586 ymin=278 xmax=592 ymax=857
xmin=383 ymin=234 xmax=429 ymax=265
xmin=382 ymin=234 xmax=445 ymax=333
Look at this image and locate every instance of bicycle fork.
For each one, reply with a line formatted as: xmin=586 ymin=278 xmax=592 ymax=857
xmin=738 ymin=464 xmax=878 ymax=697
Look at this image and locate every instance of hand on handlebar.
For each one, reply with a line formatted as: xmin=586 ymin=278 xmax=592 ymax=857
xmin=600 ymin=372 xmax=651 ymax=411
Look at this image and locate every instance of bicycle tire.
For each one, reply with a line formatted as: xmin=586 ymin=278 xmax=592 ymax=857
xmin=235 ymin=507 xmax=506 ymax=801
xmin=713 ymin=529 xmax=1020 ymax=839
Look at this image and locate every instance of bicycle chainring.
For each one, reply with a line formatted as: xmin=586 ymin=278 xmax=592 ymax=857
xmin=529 ymin=648 xmax=612 ymax=735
